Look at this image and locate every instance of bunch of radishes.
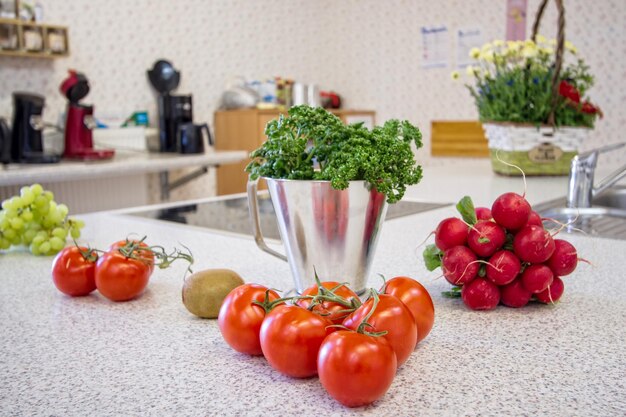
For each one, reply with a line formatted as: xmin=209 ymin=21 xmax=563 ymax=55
xmin=423 ymin=193 xmax=580 ymax=310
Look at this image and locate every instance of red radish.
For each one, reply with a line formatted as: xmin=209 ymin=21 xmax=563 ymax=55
xmin=442 ymin=246 xmax=479 ymax=286
xmin=525 ymin=211 xmax=543 ymax=228
xmin=461 ymin=278 xmax=500 ymax=310
xmin=535 ymin=276 xmax=565 ymax=304
xmin=491 ymin=192 xmax=531 ymax=230
xmin=475 ymin=207 xmax=492 ymax=221
xmin=486 ymin=250 xmax=521 ymax=286
xmin=500 ymin=279 xmax=532 ymax=308
xmin=435 ymin=217 xmax=469 ymax=251
xmin=546 ymin=239 xmax=578 ymax=276
xmin=467 ymin=220 xmax=506 ymax=257
xmin=513 ymin=225 xmax=556 ymax=263
xmin=520 ymin=264 xmax=554 ymax=293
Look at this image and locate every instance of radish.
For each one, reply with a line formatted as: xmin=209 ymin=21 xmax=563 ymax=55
xmin=546 ymin=239 xmax=578 ymax=276
xmin=486 ymin=250 xmax=521 ymax=286
xmin=435 ymin=217 xmax=469 ymax=251
xmin=475 ymin=207 xmax=492 ymax=221
xmin=467 ymin=220 xmax=506 ymax=257
xmin=500 ymin=278 xmax=532 ymax=308
xmin=525 ymin=211 xmax=543 ymax=228
xmin=513 ymin=225 xmax=556 ymax=263
xmin=461 ymin=278 xmax=500 ymax=310
xmin=535 ymin=276 xmax=564 ymax=304
xmin=442 ymin=246 xmax=479 ymax=286
xmin=491 ymin=192 xmax=531 ymax=231
xmin=520 ymin=264 xmax=554 ymax=293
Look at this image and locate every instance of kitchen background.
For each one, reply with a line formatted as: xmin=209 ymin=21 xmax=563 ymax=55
xmin=1 ymin=0 xmax=624 ymax=204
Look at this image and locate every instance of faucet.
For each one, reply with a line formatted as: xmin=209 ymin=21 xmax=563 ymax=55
xmin=567 ymin=142 xmax=626 ymax=208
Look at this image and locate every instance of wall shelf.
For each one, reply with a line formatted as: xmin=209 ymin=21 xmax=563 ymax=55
xmin=0 ymin=5 xmax=69 ymax=59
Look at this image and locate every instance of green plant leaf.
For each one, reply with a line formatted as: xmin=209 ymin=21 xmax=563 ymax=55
xmin=423 ymin=244 xmax=443 ymax=271
xmin=456 ymin=196 xmax=477 ymax=225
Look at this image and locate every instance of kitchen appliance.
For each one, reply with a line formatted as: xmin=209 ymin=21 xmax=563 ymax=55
xmin=177 ymin=122 xmax=213 ymax=154
xmin=60 ymin=70 xmax=115 ymax=160
xmin=11 ymin=92 xmax=61 ymax=164
xmin=0 ymin=117 xmax=11 ymax=164
xmin=147 ymin=60 xmax=193 ymax=153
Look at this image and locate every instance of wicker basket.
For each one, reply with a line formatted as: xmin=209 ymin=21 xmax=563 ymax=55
xmin=485 ymin=0 xmax=588 ymax=176
xmin=483 ymin=123 xmax=589 ymax=176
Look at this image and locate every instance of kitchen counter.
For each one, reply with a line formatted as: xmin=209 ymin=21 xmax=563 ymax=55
xmin=0 ymin=150 xmax=247 ymax=187
xmin=1 ymin=161 xmax=625 ymax=416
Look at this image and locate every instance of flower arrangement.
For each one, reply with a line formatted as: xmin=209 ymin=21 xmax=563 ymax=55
xmin=453 ymin=36 xmax=602 ymax=128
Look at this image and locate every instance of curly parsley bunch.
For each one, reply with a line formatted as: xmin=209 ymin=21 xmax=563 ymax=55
xmin=246 ymin=106 xmax=423 ymax=203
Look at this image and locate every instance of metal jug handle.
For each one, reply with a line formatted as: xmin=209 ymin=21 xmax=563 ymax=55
xmin=247 ymin=177 xmax=287 ymax=261
xmin=201 ymin=123 xmax=214 ymax=146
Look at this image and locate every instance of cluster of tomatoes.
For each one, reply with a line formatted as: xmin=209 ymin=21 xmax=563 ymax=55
xmin=51 ymin=239 xmax=162 ymax=302
xmin=424 ymin=193 xmax=580 ymax=310
xmin=217 ymin=276 xmax=434 ymax=408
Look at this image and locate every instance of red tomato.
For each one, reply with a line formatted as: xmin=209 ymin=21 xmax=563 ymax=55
xmin=381 ymin=276 xmax=435 ymax=344
xmin=318 ymin=330 xmax=397 ymax=407
xmin=109 ymin=239 xmax=155 ymax=274
xmin=343 ymin=294 xmax=417 ymax=366
xmin=95 ymin=250 xmax=152 ymax=302
xmin=51 ymin=246 xmax=97 ymax=296
xmin=218 ymin=284 xmax=280 ymax=355
xmin=260 ymin=305 xmax=334 ymax=378
xmin=296 ymin=281 xmax=360 ymax=324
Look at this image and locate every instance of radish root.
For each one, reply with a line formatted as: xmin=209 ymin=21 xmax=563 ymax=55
xmin=495 ymin=149 xmax=528 ymax=198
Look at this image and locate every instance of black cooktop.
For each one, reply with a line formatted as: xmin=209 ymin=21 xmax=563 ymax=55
xmin=128 ymin=193 xmax=449 ymax=240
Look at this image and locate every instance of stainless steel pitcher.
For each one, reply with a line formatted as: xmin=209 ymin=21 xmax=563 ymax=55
xmin=247 ymin=178 xmax=389 ymax=294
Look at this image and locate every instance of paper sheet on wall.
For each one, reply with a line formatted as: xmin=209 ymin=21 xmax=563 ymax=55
xmin=457 ymin=27 xmax=483 ymax=68
xmin=420 ymin=26 xmax=449 ymax=68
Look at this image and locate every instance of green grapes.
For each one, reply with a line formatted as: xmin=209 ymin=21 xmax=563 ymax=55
xmin=0 ymin=184 xmax=86 ymax=256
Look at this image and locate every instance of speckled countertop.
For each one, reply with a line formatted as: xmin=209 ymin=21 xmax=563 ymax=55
xmin=1 ymin=161 xmax=625 ymax=416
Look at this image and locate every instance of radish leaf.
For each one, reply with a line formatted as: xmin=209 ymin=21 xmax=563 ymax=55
xmin=423 ymin=244 xmax=443 ymax=271
xmin=456 ymin=196 xmax=477 ymax=225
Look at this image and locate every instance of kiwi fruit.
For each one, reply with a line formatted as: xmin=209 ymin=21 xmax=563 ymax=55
xmin=182 ymin=268 xmax=244 ymax=318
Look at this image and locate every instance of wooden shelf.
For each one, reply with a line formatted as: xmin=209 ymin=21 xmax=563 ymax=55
xmin=0 ymin=14 xmax=69 ymax=58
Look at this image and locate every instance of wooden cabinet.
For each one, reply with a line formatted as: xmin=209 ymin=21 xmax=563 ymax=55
xmin=214 ymin=108 xmax=376 ymax=195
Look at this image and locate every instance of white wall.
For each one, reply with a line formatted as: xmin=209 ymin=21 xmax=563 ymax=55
xmin=1 ymin=0 xmax=624 ymax=202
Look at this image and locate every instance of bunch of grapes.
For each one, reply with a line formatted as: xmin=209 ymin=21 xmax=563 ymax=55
xmin=0 ymin=184 xmax=85 ymax=256
xmin=424 ymin=193 xmax=581 ymax=310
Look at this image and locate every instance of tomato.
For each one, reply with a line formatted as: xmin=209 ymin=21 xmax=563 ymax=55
xmin=218 ymin=284 xmax=280 ymax=355
xmin=95 ymin=250 xmax=152 ymax=302
xmin=260 ymin=304 xmax=334 ymax=378
xmin=318 ymin=330 xmax=397 ymax=407
xmin=51 ymin=246 xmax=97 ymax=296
xmin=381 ymin=276 xmax=435 ymax=344
xmin=108 ymin=239 xmax=155 ymax=274
xmin=296 ymin=281 xmax=360 ymax=324
xmin=343 ymin=294 xmax=417 ymax=366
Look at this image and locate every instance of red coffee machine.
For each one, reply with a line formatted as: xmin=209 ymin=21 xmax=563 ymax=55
xmin=60 ymin=70 xmax=114 ymax=160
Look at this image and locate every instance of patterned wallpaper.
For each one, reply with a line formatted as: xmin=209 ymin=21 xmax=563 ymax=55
xmin=1 ymin=0 xmax=624 ymax=201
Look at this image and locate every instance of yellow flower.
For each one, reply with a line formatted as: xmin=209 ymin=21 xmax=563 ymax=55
xmin=493 ymin=39 xmax=505 ymax=47
xmin=536 ymin=34 xmax=547 ymax=44
xmin=522 ymin=45 xmax=538 ymax=58
xmin=565 ymin=40 xmax=577 ymax=54
xmin=465 ymin=65 xmax=479 ymax=77
xmin=469 ymin=47 xmax=481 ymax=59
xmin=451 ymin=71 xmax=460 ymax=80
xmin=539 ymin=47 xmax=554 ymax=55
xmin=524 ymin=39 xmax=536 ymax=48
xmin=481 ymin=51 xmax=495 ymax=63
xmin=549 ymin=39 xmax=557 ymax=46
xmin=481 ymin=42 xmax=492 ymax=52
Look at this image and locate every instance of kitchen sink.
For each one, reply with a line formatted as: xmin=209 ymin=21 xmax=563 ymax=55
xmin=535 ymin=187 xmax=626 ymax=240
xmin=127 ymin=192 xmax=450 ymax=240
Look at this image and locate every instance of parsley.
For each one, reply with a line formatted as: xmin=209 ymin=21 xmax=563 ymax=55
xmin=245 ymin=106 xmax=423 ymax=203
